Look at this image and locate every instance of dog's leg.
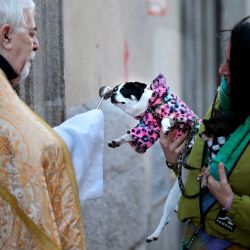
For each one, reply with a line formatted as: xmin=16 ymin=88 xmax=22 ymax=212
xmin=108 ymin=133 xmax=133 ymax=148
xmin=161 ymin=117 xmax=175 ymax=134
xmin=146 ymin=179 xmax=181 ymax=242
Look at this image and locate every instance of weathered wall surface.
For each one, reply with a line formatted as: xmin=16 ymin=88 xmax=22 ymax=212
xmin=21 ymin=0 xmax=65 ymax=127
xmin=23 ymin=1 xmax=250 ymax=250
xmin=63 ymin=1 xmax=182 ymax=250
xmin=63 ymin=0 xmax=182 ymax=108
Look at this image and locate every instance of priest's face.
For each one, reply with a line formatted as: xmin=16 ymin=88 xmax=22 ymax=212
xmin=3 ymin=9 xmax=39 ymax=85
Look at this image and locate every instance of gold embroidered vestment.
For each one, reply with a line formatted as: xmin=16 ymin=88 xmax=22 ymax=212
xmin=0 ymin=70 xmax=85 ymax=249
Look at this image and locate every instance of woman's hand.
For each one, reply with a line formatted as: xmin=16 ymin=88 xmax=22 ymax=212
xmin=207 ymin=162 xmax=234 ymax=208
xmin=159 ymin=128 xmax=189 ymax=164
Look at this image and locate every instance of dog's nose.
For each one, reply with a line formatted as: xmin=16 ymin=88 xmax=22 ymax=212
xmin=111 ymin=93 xmax=116 ymax=103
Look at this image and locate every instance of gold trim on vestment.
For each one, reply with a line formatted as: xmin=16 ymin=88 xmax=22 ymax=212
xmin=0 ymin=69 xmax=85 ymax=249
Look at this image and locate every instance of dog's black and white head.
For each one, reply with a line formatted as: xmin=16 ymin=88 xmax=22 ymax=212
xmin=201 ymin=110 xmax=233 ymax=135
xmin=199 ymin=110 xmax=234 ymax=142
xmin=111 ymin=82 xmax=153 ymax=117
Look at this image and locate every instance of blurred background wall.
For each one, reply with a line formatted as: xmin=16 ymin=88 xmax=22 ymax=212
xmin=22 ymin=1 xmax=250 ymax=249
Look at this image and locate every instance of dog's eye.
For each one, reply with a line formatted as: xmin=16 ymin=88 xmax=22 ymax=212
xmin=113 ymin=86 xmax=118 ymax=92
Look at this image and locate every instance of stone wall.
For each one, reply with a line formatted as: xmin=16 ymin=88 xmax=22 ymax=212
xmin=23 ymin=0 xmax=250 ymax=250
xmin=20 ymin=0 xmax=65 ymax=127
xmin=63 ymin=1 xmax=182 ymax=250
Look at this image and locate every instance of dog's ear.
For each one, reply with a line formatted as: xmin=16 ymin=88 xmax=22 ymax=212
xmin=133 ymin=82 xmax=147 ymax=93
xmin=202 ymin=119 xmax=209 ymax=126
xmin=202 ymin=119 xmax=213 ymax=132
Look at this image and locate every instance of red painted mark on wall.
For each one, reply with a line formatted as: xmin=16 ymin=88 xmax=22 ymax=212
xmin=124 ymin=40 xmax=129 ymax=82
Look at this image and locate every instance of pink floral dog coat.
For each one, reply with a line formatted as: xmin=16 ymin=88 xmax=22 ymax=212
xmin=129 ymin=74 xmax=201 ymax=153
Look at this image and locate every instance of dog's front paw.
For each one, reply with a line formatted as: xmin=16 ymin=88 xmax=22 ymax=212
xmin=161 ymin=117 xmax=173 ymax=134
xmin=162 ymin=126 xmax=171 ymax=134
xmin=108 ymin=141 xmax=121 ymax=148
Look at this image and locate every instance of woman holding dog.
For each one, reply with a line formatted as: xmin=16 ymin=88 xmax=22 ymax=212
xmin=160 ymin=16 xmax=250 ymax=249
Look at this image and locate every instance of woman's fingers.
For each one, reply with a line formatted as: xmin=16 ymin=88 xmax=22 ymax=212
xmin=207 ymin=163 xmax=227 ymax=186
xmin=218 ymin=162 xmax=227 ymax=183
xmin=206 ymin=162 xmax=234 ymax=207
xmin=159 ymin=128 xmax=177 ymax=145
xmin=159 ymin=128 xmax=190 ymax=164
xmin=170 ymin=130 xmax=189 ymax=152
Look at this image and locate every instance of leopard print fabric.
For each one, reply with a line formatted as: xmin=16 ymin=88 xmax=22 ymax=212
xmin=129 ymin=74 xmax=201 ymax=153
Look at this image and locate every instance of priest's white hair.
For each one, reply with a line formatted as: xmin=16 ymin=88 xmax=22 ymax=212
xmin=0 ymin=0 xmax=35 ymax=32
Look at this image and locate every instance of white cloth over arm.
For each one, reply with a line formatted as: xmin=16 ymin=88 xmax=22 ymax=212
xmin=54 ymin=109 xmax=104 ymax=205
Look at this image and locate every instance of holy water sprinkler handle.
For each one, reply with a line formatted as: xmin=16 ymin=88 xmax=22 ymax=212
xmin=96 ymin=86 xmax=113 ymax=109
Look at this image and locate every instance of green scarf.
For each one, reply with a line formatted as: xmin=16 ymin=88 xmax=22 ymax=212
xmin=210 ymin=78 xmax=250 ymax=180
xmin=219 ymin=77 xmax=231 ymax=115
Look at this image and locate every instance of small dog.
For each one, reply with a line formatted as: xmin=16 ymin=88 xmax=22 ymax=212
xmin=200 ymin=111 xmax=233 ymax=156
xmin=198 ymin=110 xmax=234 ymax=187
xmin=108 ymin=74 xmax=201 ymax=242
xmin=108 ymin=74 xmax=200 ymax=153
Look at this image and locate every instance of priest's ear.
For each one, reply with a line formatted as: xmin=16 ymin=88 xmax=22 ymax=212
xmin=0 ymin=24 xmax=13 ymax=50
